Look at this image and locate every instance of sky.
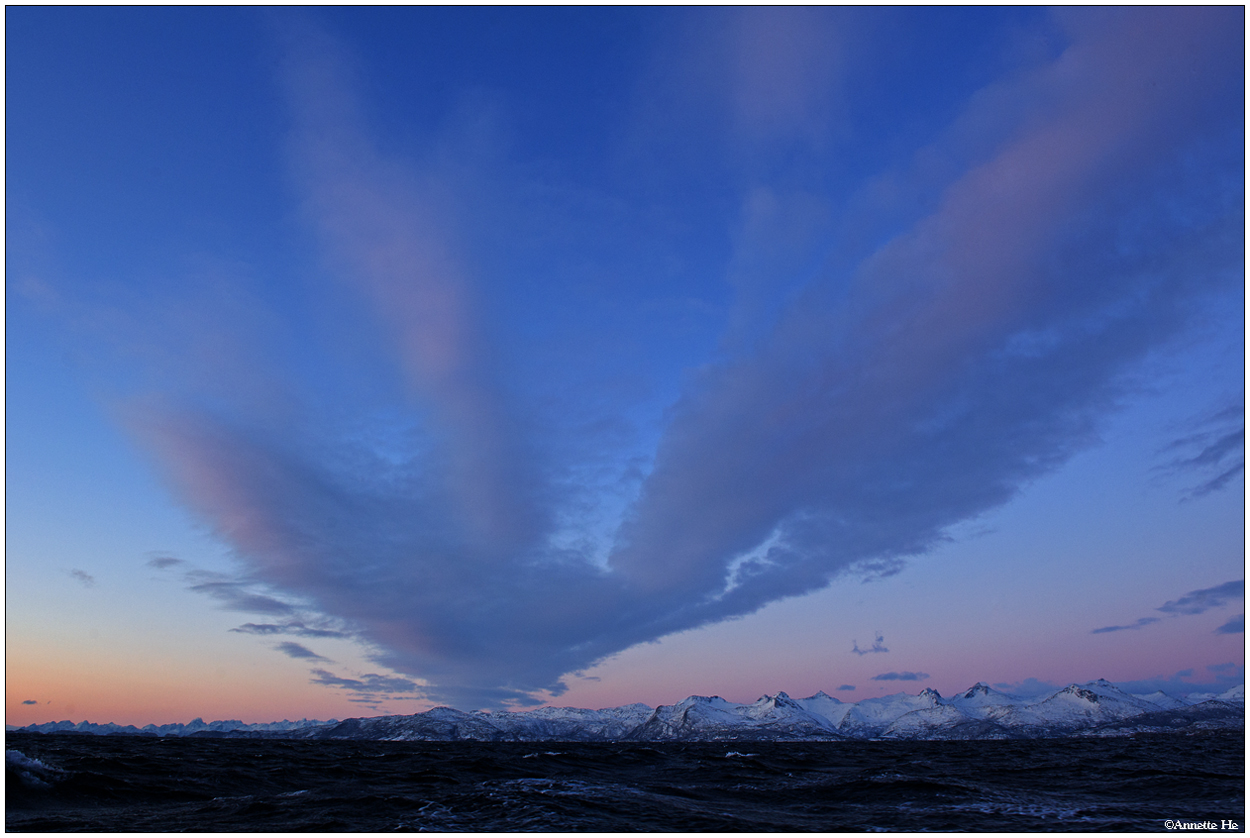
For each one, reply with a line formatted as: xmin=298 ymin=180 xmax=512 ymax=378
xmin=6 ymin=7 xmax=1245 ymax=726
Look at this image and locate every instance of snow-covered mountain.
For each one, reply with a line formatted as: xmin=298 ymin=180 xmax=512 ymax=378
xmin=13 ymin=717 xmax=337 ymax=737
xmin=14 ymin=680 xmax=1242 ymax=742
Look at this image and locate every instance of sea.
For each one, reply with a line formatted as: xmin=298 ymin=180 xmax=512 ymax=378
xmin=6 ymin=730 xmax=1244 ymax=832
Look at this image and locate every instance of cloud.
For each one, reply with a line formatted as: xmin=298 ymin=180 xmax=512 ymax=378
xmin=872 ymin=671 xmax=929 ymax=682
xmin=851 ymin=633 xmax=889 ymax=655
xmin=230 ymin=621 xmax=349 ymax=639
xmin=1092 ymin=580 xmax=1243 ymax=634
xmin=1156 ymin=402 xmax=1244 ymax=500
xmin=22 ymin=699 xmax=38 ymax=705
xmin=310 ymin=669 xmax=419 ymax=695
xmin=185 ymin=574 xmax=296 ymax=616
xmin=836 ymin=684 xmax=855 ymax=692
xmin=1091 ymin=617 xmax=1160 ymax=634
xmin=275 ymin=642 xmax=331 ymax=662
xmin=68 ymin=569 xmax=96 ymax=587
xmin=1157 ymin=580 xmax=1244 ymax=616
xmin=147 ymin=555 xmax=184 ymax=569
xmin=1112 ymin=666 xmax=1243 ymax=698
xmin=1215 ymin=614 xmax=1243 ymax=635
xmin=123 ymin=9 xmax=1243 ymax=707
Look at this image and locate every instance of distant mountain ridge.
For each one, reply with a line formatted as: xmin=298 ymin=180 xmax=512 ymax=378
xmin=13 ymin=680 xmax=1243 ymax=742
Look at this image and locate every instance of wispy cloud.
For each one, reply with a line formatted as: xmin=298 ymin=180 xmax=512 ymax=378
xmin=121 ymin=9 xmax=1243 ymax=707
xmin=68 ymin=569 xmax=95 ymax=587
xmin=310 ymin=669 xmax=419 ymax=695
xmin=275 ymin=642 xmax=331 ymax=662
xmin=1156 ymin=402 xmax=1244 ymax=500
xmin=185 ymin=572 xmax=296 ymax=616
xmin=1215 ymin=615 xmax=1244 ymax=635
xmin=1091 ymin=617 xmax=1161 ymax=634
xmin=873 ymin=671 xmax=929 ymax=682
xmin=836 ymin=684 xmax=856 ymax=692
xmin=851 ymin=633 xmax=889 ymax=656
xmin=22 ymin=699 xmax=38 ymax=705
xmin=1091 ymin=580 xmax=1243 ymax=635
xmin=146 ymin=555 xmax=184 ymax=570
xmin=1157 ymin=580 xmax=1244 ymax=616
xmin=231 ymin=621 xmax=349 ymax=639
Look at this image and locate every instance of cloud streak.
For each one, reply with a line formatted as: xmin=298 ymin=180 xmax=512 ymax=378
xmin=1091 ymin=580 xmax=1243 ymax=635
xmin=873 ymin=672 xmax=930 ymax=682
xmin=124 ymin=9 xmax=1243 ymax=707
xmin=1157 ymin=581 xmax=1244 ymax=616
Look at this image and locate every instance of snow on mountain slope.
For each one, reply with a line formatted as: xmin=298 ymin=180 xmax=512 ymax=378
xmin=1131 ymin=691 xmax=1190 ymax=710
xmin=985 ymin=681 xmax=1166 ymax=734
xmin=833 ymin=688 xmax=946 ymax=736
xmin=879 ymin=704 xmax=1013 ymax=740
xmin=1188 ymin=684 xmax=1246 ymax=705
xmin=629 ymin=693 xmax=842 ymax=740
xmin=794 ymin=691 xmax=852 ymax=725
xmin=946 ymin=683 xmax=1027 ymax=719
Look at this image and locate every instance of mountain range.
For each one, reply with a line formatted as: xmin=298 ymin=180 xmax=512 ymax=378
xmin=13 ymin=680 xmax=1243 ymax=741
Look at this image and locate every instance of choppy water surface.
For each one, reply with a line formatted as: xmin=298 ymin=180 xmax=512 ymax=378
xmin=7 ymin=731 xmax=1243 ymax=832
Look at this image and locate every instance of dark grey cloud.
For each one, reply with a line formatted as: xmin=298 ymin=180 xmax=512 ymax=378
xmin=1091 ymin=617 xmax=1161 ymax=634
xmin=1215 ymin=614 xmax=1243 ymax=635
xmin=22 ymin=699 xmax=38 ymax=705
xmin=1157 ymin=580 xmax=1244 ymax=616
xmin=836 ymin=684 xmax=855 ymax=692
xmin=230 ymin=621 xmax=349 ymax=639
xmin=851 ymin=633 xmax=888 ymax=656
xmin=128 ymin=9 xmax=1243 ymax=707
xmin=872 ymin=671 xmax=929 ymax=682
xmin=147 ymin=555 xmax=184 ymax=569
xmin=275 ymin=642 xmax=330 ymax=661
xmin=68 ymin=569 xmax=95 ymax=587
xmin=310 ymin=669 xmax=419 ymax=695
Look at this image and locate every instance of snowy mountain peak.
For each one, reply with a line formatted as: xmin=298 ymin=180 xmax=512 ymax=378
xmin=918 ymin=687 xmax=942 ymax=701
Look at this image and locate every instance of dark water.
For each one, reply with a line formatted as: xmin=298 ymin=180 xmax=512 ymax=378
xmin=7 ymin=730 xmax=1244 ymax=832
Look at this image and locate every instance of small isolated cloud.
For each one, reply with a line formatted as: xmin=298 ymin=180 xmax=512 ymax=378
xmin=310 ymin=668 xmax=418 ymax=695
xmin=1215 ymin=614 xmax=1243 ymax=634
xmin=1157 ymin=580 xmax=1244 ymax=615
xmin=22 ymin=699 xmax=38 ymax=705
xmin=851 ymin=633 xmax=888 ymax=656
xmin=68 ymin=569 xmax=95 ymax=587
xmin=836 ymin=684 xmax=856 ymax=692
xmin=275 ymin=642 xmax=330 ymax=661
xmin=230 ymin=621 xmax=349 ymax=639
xmin=872 ymin=671 xmax=929 ymax=682
xmin=147 ymin=555 xmax=183 ymax=569
xmin=1091 ymin=616 xmax=1161 ymax=634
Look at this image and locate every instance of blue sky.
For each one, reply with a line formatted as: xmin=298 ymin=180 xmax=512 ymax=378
xmin=7 ymin=7 xmax=1244 ymax=724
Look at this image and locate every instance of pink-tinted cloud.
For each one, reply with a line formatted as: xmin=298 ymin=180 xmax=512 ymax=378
xmin=125 ymin=9 xmax=1241 ymax=707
